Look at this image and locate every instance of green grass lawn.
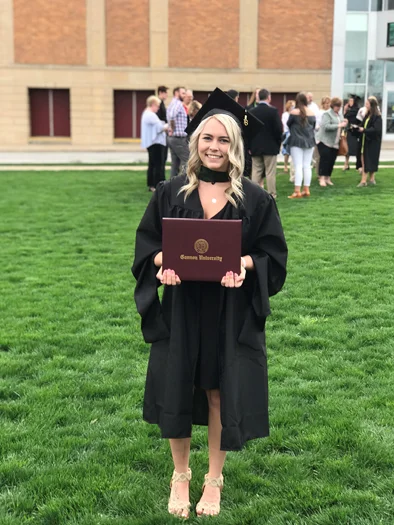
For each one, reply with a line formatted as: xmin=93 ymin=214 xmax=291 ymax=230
xmin=1 ymin=168 xmax=394 ymax=525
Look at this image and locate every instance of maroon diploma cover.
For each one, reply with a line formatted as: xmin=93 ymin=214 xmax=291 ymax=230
xmin=162 ymin=218 xmax=242 ymax=282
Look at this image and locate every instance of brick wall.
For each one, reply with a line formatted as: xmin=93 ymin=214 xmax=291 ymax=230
xmin=258 ymin=0 xmax=334 ymax=70
xmin=169 ymin=0 xmax=239 ymax=69
xmin=106 ymin=0 xmax=149 ymax=67
xmin=13 ymin=0 xmax=86 ymax=65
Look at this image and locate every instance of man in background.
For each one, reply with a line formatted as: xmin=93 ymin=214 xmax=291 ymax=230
xmin=307 ymin=92 xmax=320 ymax=116
xmin=167 ymin=86 xmax=189 ymax=177
xmin=249 ymin=89 xmax=282 ymax=198
xmin=157 ymin=85 xmax=169 ymax=122
xmin=157 ymin=86 xmax=169 ymax=179
xmin=227 ymin=89 xmax=239 ymax=103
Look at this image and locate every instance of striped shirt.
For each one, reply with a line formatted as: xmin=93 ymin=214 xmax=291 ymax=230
xmin=167 ymin=98 xmax=188 ymax=137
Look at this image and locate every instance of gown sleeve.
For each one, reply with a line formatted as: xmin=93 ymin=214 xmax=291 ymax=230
xmin=248 ymin=195 xmax=288 ymax=327
xmin=131 ymin=184 xmax=170 ymax=343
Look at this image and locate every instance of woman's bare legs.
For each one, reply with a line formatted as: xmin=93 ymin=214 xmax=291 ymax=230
xmin=358 ymin=155 xmax=368 ymax=185
xmin=284 ymin=154 xmax=289 ymax=172
xmin=343 ymin=154 xmax=350 ymax=170
xmin=196 ymin=389 xmax=226 ymax=516
xmin=169 ymin=438 xmax=191 ymax=517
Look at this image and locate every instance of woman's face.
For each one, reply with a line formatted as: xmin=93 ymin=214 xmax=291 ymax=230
xmin=349 ymin=98 xmax=354 ymax=107
xmin=366 ymin=100 xmax=371 ymax=111
xmin=333 ymin=104 xmax=341 ymax=114
xmin=198 ymin=118 xmax=230 ymax=172
xmin=323 ymin=100 xmax=330 ymax=110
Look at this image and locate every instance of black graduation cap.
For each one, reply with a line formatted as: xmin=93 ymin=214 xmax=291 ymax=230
xmin=185 ymin=87 xmax=264 ymax=141
xmin=349 ymin=93 xmax=362 ymax=102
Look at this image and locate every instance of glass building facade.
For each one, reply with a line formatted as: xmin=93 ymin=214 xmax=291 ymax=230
xmin=343 ymin=0 xmax=394 ymax=137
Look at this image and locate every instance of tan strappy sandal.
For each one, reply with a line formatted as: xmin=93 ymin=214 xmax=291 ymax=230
xmin=196 ymin=473 xmax=224 ymax=517
xmin=168 ymin=468 xmax=192 ymax=519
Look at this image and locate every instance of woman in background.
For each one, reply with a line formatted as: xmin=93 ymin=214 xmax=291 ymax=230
xmin=281 ymin=99 xmax=295 ymax=175
xmin=343 ymin=95 xmax=361 ymax=171
xmin=188 ymin=100 xmax=202 ymax=121
xmin=357 ymin=96 xmax=382 ymax=187
xmin=246 ymin=87 xmax=261 ymax=111
xmin=315 ymin=97 xmax=347 ymax=187
xmin=287 ymin=92 xmax=316 ymax=198
xmin=314 ymin=96 xmax=331 ymax=182
xmin=141 ymin=95 xmax=169 ymax=192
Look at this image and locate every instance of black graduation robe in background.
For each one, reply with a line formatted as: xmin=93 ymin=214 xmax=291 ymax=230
xmin=362 ymin=114 xmax=382 ymax=173
xmin=131 ymin=175 xmax=288 ymax=451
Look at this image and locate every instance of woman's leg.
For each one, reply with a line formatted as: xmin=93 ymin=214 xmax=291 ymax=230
xmin=343 ymin=154 xmax=350 ymax=170
xmin=317 ymin=143 xmax=327 ymax=186
xmin=284 ymin=154 xmax=289 ymax=172
xmin=168 ymin=438 xmax=192 ymax=517
xmin=196 ymin=389 xmax=226 ymax=516
xmin=147 ymin=146 xmax=155 ymax=189
xmin=369 ymin=172 xmax=376 ymax=183
xmin=288 ymin=147 xmax=303 ymax=197
xmin=302 ymin=147 xmax=314 ymax=189
xmin=326 ymin=147 xmax=338 ymax=185
xmin=151 ymin=144 xmax=164 ymax=187
xmin=358 ymin=155 xmax=368 ymax=185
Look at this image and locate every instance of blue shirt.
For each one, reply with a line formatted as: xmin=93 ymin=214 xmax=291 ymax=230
xmin=141 ymin=110 xmax=167 ymax=149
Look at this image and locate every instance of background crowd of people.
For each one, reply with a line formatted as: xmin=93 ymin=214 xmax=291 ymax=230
xmin=140 ymin=86 xmax=383 ymax=196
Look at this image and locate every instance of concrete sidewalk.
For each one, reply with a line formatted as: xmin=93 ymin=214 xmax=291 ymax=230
xmin=2 ymin=149 xmax=394 ymax=165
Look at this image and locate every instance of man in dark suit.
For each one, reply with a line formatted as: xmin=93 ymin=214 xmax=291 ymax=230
xmin=157 ymin=86 xmax=169 ymax=179
xmin=157 ymin=85 xmax=169 ymax=122
xmin=249 ymin=89 xmax=283 ymax=198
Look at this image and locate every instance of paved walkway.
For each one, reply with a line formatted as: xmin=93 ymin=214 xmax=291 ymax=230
xmin=1 ymin=149 xmax=394 ymax=168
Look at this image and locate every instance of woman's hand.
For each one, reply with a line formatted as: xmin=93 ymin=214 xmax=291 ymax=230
xmin=358 ymin=127 xmax=364 ymax=132
xmin=156 ymin=267 xmax=181 ymax=285
xmin=221 ymin=267 xmax=246 ymax=288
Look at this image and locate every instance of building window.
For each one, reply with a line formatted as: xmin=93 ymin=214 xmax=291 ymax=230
xmin=371 ymin=0 xmax=383 ymax=10
xmin=387 ymin=0 xmax=394 ymax=10
xmin=368 ymin=60 xmax=384 ymax=106
xmin=388 ymin=23 xmax=394 ymax=46
xmin=345 ymin=14 xmax=368 ymax=84
xmin=29 ymin=89 xmax=71 ymax=137
xmin=113 ymin=90 xmax=154 ymax=139
xmin=347 ymin=0 xmax=369 ymax=11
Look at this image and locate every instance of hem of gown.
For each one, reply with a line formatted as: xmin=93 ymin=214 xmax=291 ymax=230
xmin=142 ymin=417 xmax=270 ymax=451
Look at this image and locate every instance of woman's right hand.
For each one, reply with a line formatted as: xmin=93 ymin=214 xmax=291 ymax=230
xmin=156 ymin=267 xmax=181 ymax=285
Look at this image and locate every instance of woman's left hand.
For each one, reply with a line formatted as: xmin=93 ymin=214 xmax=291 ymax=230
xmin=221 ymin=267 xmax=246 ymax=288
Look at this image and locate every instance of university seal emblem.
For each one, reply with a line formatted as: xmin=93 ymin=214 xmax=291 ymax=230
xmin=194 ymin=239 xmax=209 ymax=254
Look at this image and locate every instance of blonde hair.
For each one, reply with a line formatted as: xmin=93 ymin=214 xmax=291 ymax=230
xmin=321 ymin=96 xmax=331 ymax=108
xmin=285 ymin=100 xmax=295 ymax=112
xmin=247 ymin=88 xmax=260 ymax=106
xmin=146 ymin=95 xmax=161 ymax=107
xmin=188 ymin=100 xmax=202 ymax=119
xmin=179 ymin=114 xmax=245 ymax=207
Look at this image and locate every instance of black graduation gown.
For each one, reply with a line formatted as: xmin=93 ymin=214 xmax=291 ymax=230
xmin=131 ymin=175 xmax=288 ymax=451
xmin=362 ymin=114 xmax=382 ymax=173
xmin=344 ymin=106 xmax=360 ymax=157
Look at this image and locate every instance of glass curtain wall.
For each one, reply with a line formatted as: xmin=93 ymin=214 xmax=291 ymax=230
xmin=344 ymin=13 xmax=368 ymax=102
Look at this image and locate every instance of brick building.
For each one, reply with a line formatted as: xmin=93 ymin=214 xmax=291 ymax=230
xmin=0 ymin=0 xmax=334 ymax=151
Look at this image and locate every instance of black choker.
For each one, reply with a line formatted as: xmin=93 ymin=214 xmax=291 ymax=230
xmin=198 ymin=166 xmax=230 ymax=184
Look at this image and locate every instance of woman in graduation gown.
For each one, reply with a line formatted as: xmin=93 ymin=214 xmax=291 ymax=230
xmin=132 ymin=88 xmax=288 ymax=519
xmin=356 ymin=96 xmax=382 ymax=187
